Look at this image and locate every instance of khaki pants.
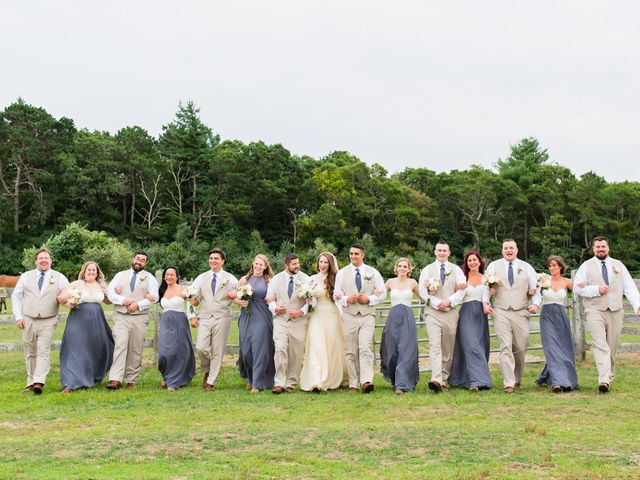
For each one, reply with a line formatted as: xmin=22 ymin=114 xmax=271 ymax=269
xmin=109 ymin=312 xmax=149 ymax=384
xmin=273 ymin=316 xmax=308 ymax=388
xmin=342 ymin=312 xmax=375 ymax=388
xmin=195 ymin=315 xmax=231 ymax=386
xmin=492 ymin=308 xmax=530 ymax=388
xmin=425 ymin=309 xmax=459 ymax=384
xmin=23 ymin=315 xmax=58 ymax=386
xmin=585 ymin=308 xmax=623 ymax=385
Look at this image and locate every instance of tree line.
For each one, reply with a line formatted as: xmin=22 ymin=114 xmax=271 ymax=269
xmin=2 ymin=98 xmax=639 ymax=278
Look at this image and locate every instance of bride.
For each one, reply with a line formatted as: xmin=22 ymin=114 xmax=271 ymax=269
xmin=299 ymin=252 xmax=346 ymax=392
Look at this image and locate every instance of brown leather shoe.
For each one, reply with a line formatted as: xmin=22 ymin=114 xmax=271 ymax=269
xmin=272 ymin=386 xmax=285 ymax=394
xmin=552 ymin=385 xmax=562 ymax=394
xmin=362 ymin=382 xmax=374 ymax=394
xmin=348 ymin=387 xmax=358 ymax=394
xmin=246 ymin=383 xmax=253 ymax=391
xmin=22 ymin=384 xmax=34 ymax=393
xmin=285 ymin=386 xmax=296 ymax=394
xmin=503 ymin=386 xmax=515 ymax=394
xmin=428 ymin=381 xmax=443 ymax=393
xmin=33 ymin=383 xmax=44 ymax=395
xmin=106 ymin=380 xmax=122 ymax=390
xmin=598 ymin=383 xmax=610 ymax=393
xmin=204 ymin=383 xmax=215 ymax=392
xmin=126 ymin=383 xmax=137 ymax=389
xmin=202 ymin=372 xmax=209 ymax=387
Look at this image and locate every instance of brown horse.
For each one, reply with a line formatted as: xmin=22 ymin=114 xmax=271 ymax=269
xmin=0 ymin=275 xmax=20 ymax=313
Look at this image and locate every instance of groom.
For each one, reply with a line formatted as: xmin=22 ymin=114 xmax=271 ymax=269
xmin=267 ymin=253 xmax=310 ymax=394
xmin=334 ymin=243 xmax=386 ymax=393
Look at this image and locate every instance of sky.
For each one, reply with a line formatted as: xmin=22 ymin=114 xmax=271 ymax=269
xmin=2 ymin=1 xmax=639 ymax=181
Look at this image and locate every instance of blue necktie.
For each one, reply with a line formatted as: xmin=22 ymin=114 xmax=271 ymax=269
xmin=130 ymin=271 xmax=138 ymax=291
xmin=508 ymin=262 xmax=514 ymax=286
xmin=440 ymin=263 xmax=446 ymax=285
xmin=288 ymin=276 xmax=294 ymax=298
xmin=601 ymin=261 xmax=609 ymax=286
xmin=38 ymin=272 xmax=45 ymax=291
xmin=211 ymin=273 xmax=217 ymax=296
xmin=355 ymin=268 xmax=362 ymax=292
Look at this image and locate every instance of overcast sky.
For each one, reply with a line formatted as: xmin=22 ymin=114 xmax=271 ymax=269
xmin=2 ymin=1 xmax=639 ymax=181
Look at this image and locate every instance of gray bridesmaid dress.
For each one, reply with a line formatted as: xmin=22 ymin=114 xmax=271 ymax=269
xmin=237 ymin=275 xmax=275 ymax=390
xmin=60 ymin=289 xmax=114 ymax=390
xmin=158 ymin=295 xmax=196 ymax=388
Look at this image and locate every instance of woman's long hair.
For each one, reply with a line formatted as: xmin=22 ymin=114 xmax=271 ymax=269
xmin=317 ymin=251 xmax=338 ymax=297
xmin=158 ymin=266 xmax=180 ymax=302
xmin=462 ymin=251 xmax=485 ymax=279
xmin=244 ymin=254 xmax=274 ymax=284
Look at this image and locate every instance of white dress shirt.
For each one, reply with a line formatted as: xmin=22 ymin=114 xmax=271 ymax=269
xmin=191 ymin=268 xmax=238 ymax=297
xmin=107 ymin=269 xmax=159 ymax=312
xmin=573 ymin=256 xmax=640 ymax=312
xmin=11 ymin=269 xmax=69 ymax=321
xmin=483 ymin=258 xmax=541 ymax=306
xmin=267 ymin=270 xmax=310 ymax=315
xmin=418 ymin=261 xmax=466 ymax=309
xmin=333 ymin=263 xmax=386 ymax=307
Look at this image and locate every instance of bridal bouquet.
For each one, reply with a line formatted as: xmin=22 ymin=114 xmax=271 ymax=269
xmin=236 ymin=283 xmax=253 ymax=317
xmin=67 ymin=289 xmax=82 ymax=309
xmin=424 ymin=278 xmax=441 ymax=294
xmin=297 ymin=280 xmax=317 ymax=313
xmin=481 ymin=273 xmax=502 ymax=304
xmin=537 ymin=273 xmax=552 ymax=292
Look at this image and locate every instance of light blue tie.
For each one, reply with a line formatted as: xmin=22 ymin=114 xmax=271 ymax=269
xmin=355 ymin=269 xmax=362 ymax=292
xmin=601 ymin=261 xmax=609 ymax=286
xmin=440 ymin=263 xmax=446 ymax=285
xmin=508 ymin=262 xmax=514 ymax=286
xmin=211 ymin=273 xmax=217 ymax=296
xmin=38 ymin=272 xmax=45 ymax=291
xmin=288 ymin=276 xmax=294 ymax=298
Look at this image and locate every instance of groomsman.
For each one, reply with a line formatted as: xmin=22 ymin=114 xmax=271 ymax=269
xmin=418 ymin=240 xmax=466 ymax=392
xmin=12 ymin=247 xmax=69 ymax=394
xmin=484 ymin=239 xmax=540 ymax=393
xmin=106 ymin=251 xmax=159 ymax=389
xmin=573 ymin=236 xmax=640 ymax=392
xmin=267 ymin=254 xmax=310 ymax=394
xmin=334 ymin=243 xmax=386 ymax=393
xmin=190 ymin=248 xmax=238 ymax=391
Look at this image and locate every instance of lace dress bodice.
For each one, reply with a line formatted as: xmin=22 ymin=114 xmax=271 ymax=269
xmin=390 ymin=288 xmax=414 ymax=307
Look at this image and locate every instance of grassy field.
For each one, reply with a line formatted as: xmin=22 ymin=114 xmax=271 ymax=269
xmin=1 ymin=346 xmax=640 ymax=479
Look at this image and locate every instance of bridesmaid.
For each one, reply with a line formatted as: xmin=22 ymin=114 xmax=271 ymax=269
xmin=448 ymin=251 xmax=493 ymax=391
xmin=535 ymin=256 xmax=579 ymax=393
xmin=236 ymin=254 xmax=276 ymax=393
xmin=379 ymin=258 xmax=420 ymax=395
xmin=157 ymin=266 xmax=196 ymax=391
xmin=299 ymin=252 xmax=346 ymax=392
xmin=58 ymin=261 xmax=114 ymax=393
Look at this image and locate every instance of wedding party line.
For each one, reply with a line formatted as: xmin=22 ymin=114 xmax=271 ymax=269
xmin=11 ymin=235 xmax=640 ymax=397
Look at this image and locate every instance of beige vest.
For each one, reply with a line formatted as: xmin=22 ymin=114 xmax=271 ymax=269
xmin=493 ymin=260 xmax=531 ymax=311
xmin=274 ymin=271 xmax=309 ymax=321
xmin=582 ymin=258 xmax=624 ymax=312
xmin=114 ymin=270 xmax=152 ymax=315
xmin=21 ymin=270 xmax=62 ymax=319
xmin=426 ymin=262 xmax=457 ymax=299
xmin=342 ymin=265 xmax=377 ymax=316
xmin=198 ymin=270 xmax=234 ymax=319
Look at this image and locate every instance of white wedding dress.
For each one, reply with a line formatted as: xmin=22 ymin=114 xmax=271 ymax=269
xmin=299 ymin=274 xmax=346 ymax=391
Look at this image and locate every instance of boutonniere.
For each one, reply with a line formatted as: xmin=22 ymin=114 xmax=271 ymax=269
xmin=517 ymin=267 xmax=523 ymax=275
xmin=49 ymin=276 xmax=55 ymax=285
xmin=613 ymin=266 xmax=620 ymax=274
xmin=139 ymin=274 xmax=147 ymax=282
xmin=220 ymin=278 xmax=229 ymax=287
xmin=364 ymin=272 xmax=373 ymax=281
xmin=295 ymin=279 xmax=302 ymax=287
xmin=445 ymin=270 xmax=452 ymax=277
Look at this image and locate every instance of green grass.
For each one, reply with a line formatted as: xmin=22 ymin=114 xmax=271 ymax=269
xmin=1 ymin=348 xmax=640 ymax=479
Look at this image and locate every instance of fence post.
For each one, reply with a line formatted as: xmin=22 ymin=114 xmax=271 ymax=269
xmin=571 ymin=272 xmax=587 ymax=362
